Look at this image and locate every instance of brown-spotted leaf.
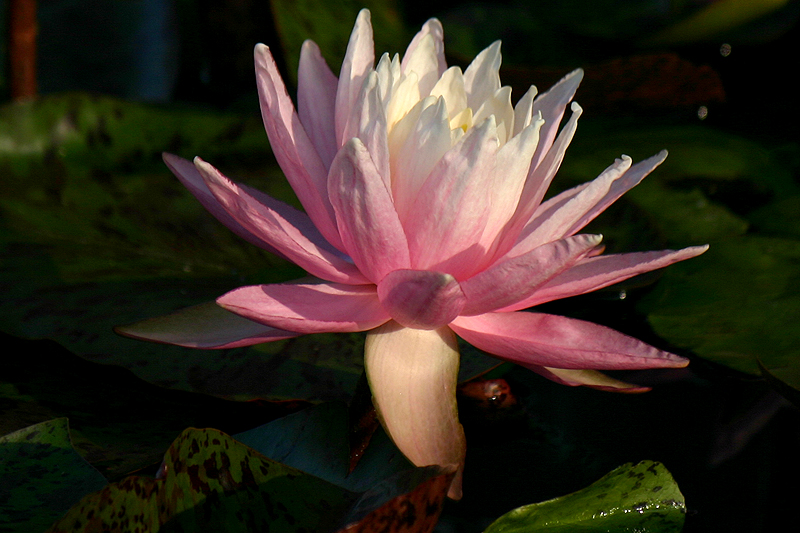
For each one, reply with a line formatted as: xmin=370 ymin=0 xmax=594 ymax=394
xmin=47 ymin=428 xmax=354 ymax=533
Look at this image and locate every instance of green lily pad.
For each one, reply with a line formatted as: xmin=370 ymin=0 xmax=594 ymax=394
xmin=484 ymin=461 xmax=685 ymax=533
xmin=639 ymin=235 xmax=800 ymax=400
xmin=47 ymin=427 xmax=355 ymax=533
xmin=0 ymin=418 xmax=107 ymax=533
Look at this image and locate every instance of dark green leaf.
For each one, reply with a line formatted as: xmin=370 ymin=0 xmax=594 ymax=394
xmin=483 ymin=461 xmax=685 ymax=533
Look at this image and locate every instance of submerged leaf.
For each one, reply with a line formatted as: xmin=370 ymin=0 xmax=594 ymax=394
xmin=235 ymin=402 xmax=414 ymax=493
xmin=484 ymin=461 xmax=685 ymax=533
xmin=0 ymin=419 xmax=106 ymax=533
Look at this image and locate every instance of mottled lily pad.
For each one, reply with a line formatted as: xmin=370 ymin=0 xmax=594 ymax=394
xmin=45 ymin=423 xmax=455 ymax=533
xmin=47 ymin=427 xmax=355 ymax=533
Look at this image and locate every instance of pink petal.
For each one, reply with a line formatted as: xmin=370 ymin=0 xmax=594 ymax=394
xmin=515 ymin=102 xmax=583 ymax=222
xmin=450 ymin=312 xmax=688 ymax=370
xmin=501 ymin=245 xmax=710 ymax=311
xmin=115 ymin=301 xmax=299 ymax=349
xmin=340 ymin=72 xmax=391 ymax=189
xmin=335 ymin=9 xmax=375 ymax=145
xmin=254 ymin=44 xmax=344 ymax=251
xmin=512 ymin=155 xmax=634 ymax=254
xmin=365 ymin=322 xmax=466 ymax=499
xmin=460 ymin=234 xmax=602 ymax=316
xmin=194 ymin=157 xmax=370 ymax=285
xmin=521 ymin=151 xmax=667 ymax=250
xmin=218 ymin=281 xmax=389 ymax=333
xmin=562 ymin=150 xmax=668 ymax=237
xmin=530 ymin=69 xmax=583 ymax=171
xmin=525 ymin=366 xmax=652 ymax=393
xmin=377 ymin=270 xmax=466 ymax=330
xmin=298 ymin=40 xmax=339 ymax=169
xmin=163 ymin=153 xmax=284 ymax=257
xmin=404 ymin=118 xmax=499 ymax=279
xmin=328 ymin=138 xmax=411 ymax=283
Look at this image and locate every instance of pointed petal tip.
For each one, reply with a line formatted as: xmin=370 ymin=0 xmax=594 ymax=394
xmin=356 ymin=7 xmax=371 ymax=24
xmin=424 ymin=17 xmax=443 ymax=29
xmin=554 ymin=68 xmax=584 ymax=92
xmin=662 ymin=352 xmax=690 ymax=369
xmin=192 ymin=157 xmax=219 ymax=180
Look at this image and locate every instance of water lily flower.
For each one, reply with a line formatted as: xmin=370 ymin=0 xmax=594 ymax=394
xmin=118 ymin=10 xmax=707 ymax=499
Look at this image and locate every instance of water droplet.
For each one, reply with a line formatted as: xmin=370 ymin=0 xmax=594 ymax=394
xmin=697 ymin=106 xmax=708 ymax=120
xmin=720 ymin=43 xmax=731 ymax=57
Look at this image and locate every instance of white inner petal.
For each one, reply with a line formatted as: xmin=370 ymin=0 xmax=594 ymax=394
xmin=463 ymin=41 xmax=502 ymax=111
xmin=430 ymin=66 xmax=467 ymax=121
xmin=513 ymin=85 xmax=538 ymax=136
xmin=472 ymin=85 xmax=514 ymax=146
xmin=391 ymin=97 xmax=452 ymax=221
xmin=385 ymin=70 xmax=422 ymax=130
xmin=368 ymin=31 xmax=528 ymax=203
xmin=401 ymin=33 xmax=440 ymax=98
